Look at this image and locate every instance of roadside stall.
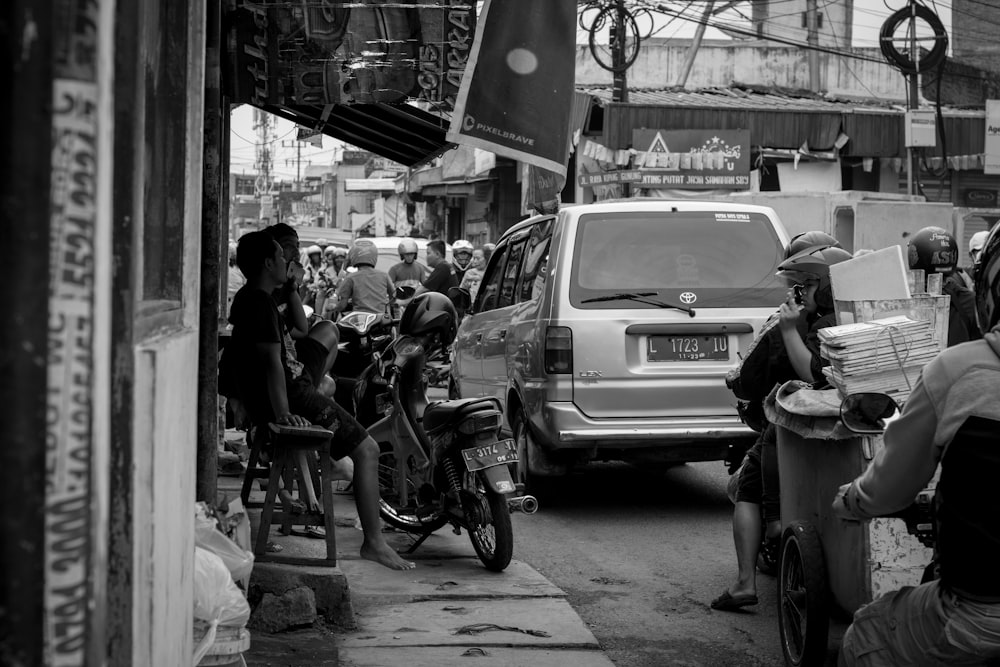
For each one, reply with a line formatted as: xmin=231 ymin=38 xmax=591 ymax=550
xmin=766 ymin=249 xmax=949 ymax=667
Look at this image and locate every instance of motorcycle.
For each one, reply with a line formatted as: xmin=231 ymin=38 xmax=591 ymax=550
xmin=366 ymin=309 xmax=537 ymax=572
xmin=330 ymin=310 xmax=395 ymax=426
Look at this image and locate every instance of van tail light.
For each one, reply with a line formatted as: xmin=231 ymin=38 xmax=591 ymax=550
xmin=544 ymin=326 xmax=573 ymax=374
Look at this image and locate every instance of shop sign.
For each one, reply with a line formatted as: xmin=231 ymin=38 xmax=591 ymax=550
xmin=962 ymin=189 xmax=998 ymax=208
xmin=579 ymin=130 xmax=750 ymax=189
xmin=227 ymin=0 xmax=475 ymax=107
xmin=986 ymin=100 xmax=1000 ymax=176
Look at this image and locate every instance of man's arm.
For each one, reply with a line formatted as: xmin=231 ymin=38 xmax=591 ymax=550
xmin=834 ymin=379 xmax=941 ymax=520
xmin=332 ymin=276 xmax=352 ymax=314
xmin=256 ymin=341 xmax=309 ymax=426
xmin=778 ymin=304 xmax=816 ymax=381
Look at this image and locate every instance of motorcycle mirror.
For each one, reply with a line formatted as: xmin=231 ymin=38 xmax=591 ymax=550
xmin=840 ymin=393 xmax=900 ymax=434
xmin=395 ymin=285 xmax=415 ymax=300
xmin=448 ymin=286 xmax=471 ymax=310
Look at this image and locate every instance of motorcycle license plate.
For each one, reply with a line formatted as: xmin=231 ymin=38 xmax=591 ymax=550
xmin=462 ymin=439 xmax=517 ymax=472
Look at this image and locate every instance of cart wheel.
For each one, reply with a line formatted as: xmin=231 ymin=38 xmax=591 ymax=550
xmin=779 ymin=521 xmax=830 ymax=667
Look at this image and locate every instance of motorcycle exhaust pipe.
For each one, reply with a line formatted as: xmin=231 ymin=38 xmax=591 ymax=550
xmin=508 ymin=495 xmax=539 ymax=515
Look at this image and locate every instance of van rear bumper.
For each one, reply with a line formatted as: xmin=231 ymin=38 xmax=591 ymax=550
xmin=536 ymin=401 xmax=756 ymax=448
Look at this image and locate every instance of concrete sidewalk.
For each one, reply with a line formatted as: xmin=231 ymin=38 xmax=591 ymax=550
xmin=221 ymin=472 xmax=614 ymax=666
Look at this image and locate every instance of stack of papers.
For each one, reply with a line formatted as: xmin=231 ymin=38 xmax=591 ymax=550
xmin=818 ymin=316 xmax=939 ymax=401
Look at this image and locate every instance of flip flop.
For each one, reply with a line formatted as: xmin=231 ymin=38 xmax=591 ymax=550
xmin=710 ymin=590 xmax=758 ymax=611
xmin=291 ymin=526 xmax=326 ymax=539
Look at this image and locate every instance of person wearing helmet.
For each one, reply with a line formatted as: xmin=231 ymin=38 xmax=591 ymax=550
xmin=222 ymin=230 xmax=415 ymax=571
xmin=414 ymin=239 xmax=458 ymax=298
xmin=713 ymin=241 xmax=850 ymax=612
xmin=908 ymin=226 xmax=981 ymax=347
xmin=459 ymin=247 xmax=487 ymax=303
xmin=833 ymin=225 xmax=1000 ymax=666
xmin=300 ymin=244 xmax=325 ymax=307
xmin=388 ymin=238 xmax=429 ymax=293
xmin=969 ymin=230 xmax=991 ymax=282
xmin=331 ymin=240 xmax=394 ymax=315
xmin=451 ymin=239 xmax=475 ymax=282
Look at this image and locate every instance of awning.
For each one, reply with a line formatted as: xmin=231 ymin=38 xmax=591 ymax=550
xmin=263 ymin=103 xmax=454 ymax=167
xmin=586 ymin=86 xmax=988 ymax=159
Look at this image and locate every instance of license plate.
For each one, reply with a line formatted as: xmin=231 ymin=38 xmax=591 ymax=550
xmin=462 ymin=439 xmax=518 ymax=471
xmin=647 ymin=335 xmax=729 ymax=362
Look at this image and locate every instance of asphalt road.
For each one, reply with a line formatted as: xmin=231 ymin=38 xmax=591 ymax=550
xmin=510 ymin=461 xmax=786 ymax=667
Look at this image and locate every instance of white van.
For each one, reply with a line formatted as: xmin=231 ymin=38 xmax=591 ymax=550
xmin=450 ymin=200 xmax=791 ymax=493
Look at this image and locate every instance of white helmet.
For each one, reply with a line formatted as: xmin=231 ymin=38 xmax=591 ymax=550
xmin=306 ymin=244 xmax=322 ymax=256
xmin=452 ymin=239 xmax=474 ymax=270
xmin=398 ymin=238 xmax=419 ymax=258
xmin=970 ymin=230 xmax=990 ymax=264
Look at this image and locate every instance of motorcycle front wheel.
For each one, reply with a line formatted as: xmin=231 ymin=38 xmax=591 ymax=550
xmin=376 ymin=445 xmax=448 ymax=533
xmin=465 ymin=474 xmax=513 ymax=572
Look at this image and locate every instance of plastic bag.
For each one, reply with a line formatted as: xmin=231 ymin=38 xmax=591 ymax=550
xmin=193 ymin=546 xmax=251 ymax=664
xmin=195 ymin=503 xmax=254 ymax=585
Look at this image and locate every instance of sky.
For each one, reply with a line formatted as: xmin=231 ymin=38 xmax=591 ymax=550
xmin=230 ymin=0 xmax=956 ymax=180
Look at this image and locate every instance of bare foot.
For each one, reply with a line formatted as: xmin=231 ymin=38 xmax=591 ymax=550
xmin=361 ymin=540 xmax=416 ymax=570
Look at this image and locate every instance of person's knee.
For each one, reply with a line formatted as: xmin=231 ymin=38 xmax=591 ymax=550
xmin=350 ymin=436 xmax=379 ymax=464
xmin=308 ymin=319 xmax=340 ymax=351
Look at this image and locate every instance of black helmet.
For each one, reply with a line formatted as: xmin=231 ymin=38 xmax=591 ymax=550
xmin=908 ymin=226 xmax=958 ymax=274
xmin=400 ymin=292 xmax=458 ymax=345
xmin=974 ymin=224 xmax=1000 ymax=331
xmin=785 ymin=231 xmax=841 ymax=259
xmin=777 ymin=245 xmax=853 ymax=312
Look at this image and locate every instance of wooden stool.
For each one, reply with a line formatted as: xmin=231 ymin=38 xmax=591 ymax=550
xmin=254 ymin=423 xmax=338 ymax=567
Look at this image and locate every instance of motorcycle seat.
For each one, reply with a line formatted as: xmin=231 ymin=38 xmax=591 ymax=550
xmin=423 ymin=397 xmax=502 ymax=434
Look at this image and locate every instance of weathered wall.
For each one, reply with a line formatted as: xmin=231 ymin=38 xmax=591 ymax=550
xmin=131 ymin=332 xmax=199 ymax=667
xmin=576 ymin=41 xmax=909 ymax=101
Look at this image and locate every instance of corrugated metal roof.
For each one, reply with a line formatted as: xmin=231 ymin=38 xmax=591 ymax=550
xmin=579 ymin=85 xmax=897 ymax=113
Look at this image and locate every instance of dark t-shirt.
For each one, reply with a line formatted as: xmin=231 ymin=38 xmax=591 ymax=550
xmin=222 ymin=286 xmax=292 ymax=418
xmin=423 ymin=262 xmax=459 ymax=294
xmin=943 ymin=273 xmax=982 ymax=347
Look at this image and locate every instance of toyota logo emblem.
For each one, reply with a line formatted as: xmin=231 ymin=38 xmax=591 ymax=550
xmin=679 ymin=292 xmax=697 ymax=304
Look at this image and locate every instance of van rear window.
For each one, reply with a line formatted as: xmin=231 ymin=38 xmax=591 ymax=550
xmin=570 ymin=211 xmax=787 ymax=308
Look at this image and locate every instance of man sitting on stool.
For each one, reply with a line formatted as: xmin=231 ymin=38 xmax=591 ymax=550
xmin=226 ymin=230 xmax=415 ymax=570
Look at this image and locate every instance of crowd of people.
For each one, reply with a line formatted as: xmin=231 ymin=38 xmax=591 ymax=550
xmin=712 ymin=223 xmax=1000 ymax=665
xmin=219 ymin=228 xmax=495 ymax=570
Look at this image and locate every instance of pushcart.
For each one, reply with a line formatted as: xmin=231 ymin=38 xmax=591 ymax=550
xmin=768 ymin=388 xmax=934 ymax=667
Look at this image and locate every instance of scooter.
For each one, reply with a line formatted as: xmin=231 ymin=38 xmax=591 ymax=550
xmin=366 ymin=326 xmax=537 ymax=571
xmin=330 ymin=310 xmax=394 ymax=426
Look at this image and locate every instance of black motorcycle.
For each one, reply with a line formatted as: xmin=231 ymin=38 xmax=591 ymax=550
xmin=330 ymin=310 xmax=394 ymax=426
xmin=366 ymin=293 xmax=537 ymax=571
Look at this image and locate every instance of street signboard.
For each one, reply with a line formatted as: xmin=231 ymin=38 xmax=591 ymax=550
xmin=985 ymin=100 xmax=1000 ymax=176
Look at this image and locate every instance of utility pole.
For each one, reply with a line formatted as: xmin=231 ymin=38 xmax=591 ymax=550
xmin=282 ymin=139 xmax=310 ymax=192
xmin=612 ymin=0 xmax=628 ymax=103
xmin=678 ymin=0 xmax=714 ymax=88
xmin=806 ymin=0 xmax=820 ymax=92
xmin=907 ymin=0 xmax=920 ymax=196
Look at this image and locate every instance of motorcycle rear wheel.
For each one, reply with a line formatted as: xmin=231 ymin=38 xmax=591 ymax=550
xmin=376 ymin=446 xmax=448 ymax=533
xmin=466 ymin=476 xmax=513 ymax=572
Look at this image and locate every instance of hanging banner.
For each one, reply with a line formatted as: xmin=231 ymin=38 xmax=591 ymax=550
xmin=446 ymin=0 xmax=577 ymax=176
xmin=985 ymin=100 xmax=1000 ymax=176
xmin=228 ymin=1 xmax=475 ymax=107
xmin=580 ymin=129 xmax=752 ymax=190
